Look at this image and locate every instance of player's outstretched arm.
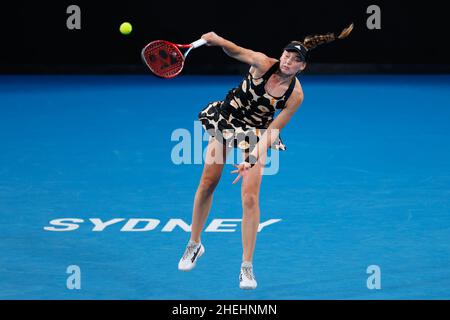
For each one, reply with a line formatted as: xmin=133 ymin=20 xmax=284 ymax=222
xmin=201 ymin=31 xmax=273 ymax=69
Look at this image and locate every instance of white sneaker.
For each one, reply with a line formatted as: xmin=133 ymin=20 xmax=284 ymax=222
xmin=178 ymin=240 xmax=205 ymax=271
xmin=239 ymin=261 xmax=257 ymax=289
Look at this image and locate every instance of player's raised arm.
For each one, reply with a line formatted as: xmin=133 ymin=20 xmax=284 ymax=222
xmin=201 ymin=32 xmax=272 ymax=69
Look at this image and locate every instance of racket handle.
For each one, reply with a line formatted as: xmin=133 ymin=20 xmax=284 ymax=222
xmin=191 ymin=38 xmax=207 ymax=48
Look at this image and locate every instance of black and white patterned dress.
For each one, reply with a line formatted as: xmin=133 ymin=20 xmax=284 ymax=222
xmin=198 ymin=61 xmax=296 ymax=153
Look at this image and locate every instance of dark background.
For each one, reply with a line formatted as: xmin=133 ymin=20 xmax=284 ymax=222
xmin=1 ymin=0 xmax=450 ymax=73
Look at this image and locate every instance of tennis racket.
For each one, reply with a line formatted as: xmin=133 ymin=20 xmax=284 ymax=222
xmin=141 ymin=38 xmax=207 ymax=78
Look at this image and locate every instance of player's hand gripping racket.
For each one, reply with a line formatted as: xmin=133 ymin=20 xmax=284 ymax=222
xmin=141 ymin=39 xmax=207 ymax=78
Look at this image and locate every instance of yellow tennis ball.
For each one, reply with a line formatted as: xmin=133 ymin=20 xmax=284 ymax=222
xmin=120 ymin=22 xmax=132 ymax=35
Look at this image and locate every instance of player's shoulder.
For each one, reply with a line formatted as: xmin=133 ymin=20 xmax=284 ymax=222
xmin=262 ymin=57 xmax=279 ymax=70
xmin=249 ymin=57 xmax=278 ymax=78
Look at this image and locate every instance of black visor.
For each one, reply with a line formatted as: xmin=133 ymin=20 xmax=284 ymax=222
xmin=284 ymin=42 xmax=308 ymax=61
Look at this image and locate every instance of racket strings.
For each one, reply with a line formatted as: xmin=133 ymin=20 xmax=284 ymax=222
xmin=143 ymin=42 xmax=184 ymax=77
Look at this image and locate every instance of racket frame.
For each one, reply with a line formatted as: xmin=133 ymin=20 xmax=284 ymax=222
xmin=141 ymin=39 xmax=206 ymax=78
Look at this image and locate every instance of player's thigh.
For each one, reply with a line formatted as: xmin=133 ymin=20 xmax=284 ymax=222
xmin=241 ymin=151 xmax=267 ymax=196
xmin=199 ymin=137 xmax=230 ymax=188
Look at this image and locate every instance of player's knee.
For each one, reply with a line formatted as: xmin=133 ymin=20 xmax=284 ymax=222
xmin=242 ymin=192 xmax=259 ymax=210
xmin=198 ymin=176 xmax=220 ymax=194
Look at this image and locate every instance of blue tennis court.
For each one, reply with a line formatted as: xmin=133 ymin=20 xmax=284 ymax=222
xmin=1 ymin=74 xmax=450 ymax=299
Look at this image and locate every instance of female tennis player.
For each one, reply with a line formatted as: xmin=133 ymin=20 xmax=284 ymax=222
xmin=178 ymin=24 xmax=353 ymax=289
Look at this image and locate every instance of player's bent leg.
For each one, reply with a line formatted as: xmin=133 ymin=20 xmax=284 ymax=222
xmin=178 ymin=137 xmax=229 ymax=271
